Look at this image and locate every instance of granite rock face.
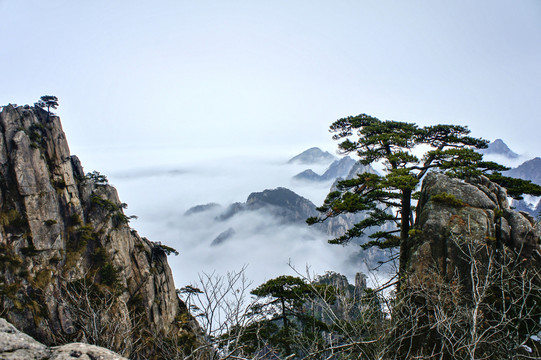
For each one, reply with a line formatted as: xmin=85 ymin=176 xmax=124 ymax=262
xmin=0 ymin=105 xmax=199 ymax=358
xmin=403 ymin=172 xmax=541 ymax=358
xmin=410 ymin=172 xmax=540 ymax=280
xmin=0 ymin=318 xmax=126 ymax=360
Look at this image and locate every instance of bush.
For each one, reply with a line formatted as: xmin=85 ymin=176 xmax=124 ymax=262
xmin=431 ymin=192 xmax=465 ymax=207
xmin=99 ymin=263 xmax=120 ymax=288
xmin=86 ymin=171 xmax=109 ymax=186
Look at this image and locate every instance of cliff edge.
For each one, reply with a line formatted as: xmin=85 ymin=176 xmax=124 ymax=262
xmin=410 ymin=172 xmax=540 ymax=279
xmin=0 ymin=104 xmax=199 ymax=358
xmin=402 ymin=172 xmax=541 ymax=358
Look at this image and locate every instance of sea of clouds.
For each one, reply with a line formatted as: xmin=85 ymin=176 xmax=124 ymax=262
xmin=75 ymin=145 xmax=388 ymax=292
xmin=73 ymin=138 xmax=538 ymax=293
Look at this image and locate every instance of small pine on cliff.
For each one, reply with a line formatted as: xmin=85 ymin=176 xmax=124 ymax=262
xmin=0 ymin=104 xmax=202 ymax=358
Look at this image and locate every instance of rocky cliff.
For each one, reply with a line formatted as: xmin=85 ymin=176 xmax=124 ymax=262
xmin=410 ymin=172 xmax=540 ymax=277
xmin=0 ymin=105 xmax=200 ymax=358
xmin=404 ymin=172 xmax=541 ymax=358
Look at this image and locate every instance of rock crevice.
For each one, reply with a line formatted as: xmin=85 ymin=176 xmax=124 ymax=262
xmin=0 ymin=105 xmax=199 ymax=358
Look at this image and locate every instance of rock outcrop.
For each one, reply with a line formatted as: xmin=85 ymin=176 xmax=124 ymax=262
xmin=312 ymin=272 xmax=368 ymax=324
xmin=403 ymin=172 xmax=541 ymax=358
xmin=0 ymin=317 xmax=126 ymax=360
xmin=410 ymin=172 xmax=541 ymax=279
xmin=0 ymin=105 xmax=200 ymax=358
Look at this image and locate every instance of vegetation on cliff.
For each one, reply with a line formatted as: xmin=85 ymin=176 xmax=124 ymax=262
xmin=0 ymin=103 xmax=202 ymax=359
xmin=308 ymin=114 xmax=541 ymax=289
xmin=2 ymin=103 xmax=540 ymax=359
xmin=178 ymin=171 xmax=541 ymax=359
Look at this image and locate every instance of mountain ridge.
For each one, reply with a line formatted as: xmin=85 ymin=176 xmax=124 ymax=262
xmin=287 ymin=147 xmax=336 ymax=165
xmin=293 ymin=156 xmax=357 ymax=182
xmin=506 ymin=157 xmax=541 ymax=185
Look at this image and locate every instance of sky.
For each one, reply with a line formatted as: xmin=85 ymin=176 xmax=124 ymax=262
xmin=1 ymin=1 xmax=540 ymax=158
xmin=1 ymin=1 xmax=540 ymax=287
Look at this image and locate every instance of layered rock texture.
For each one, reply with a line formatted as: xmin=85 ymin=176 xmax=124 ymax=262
xmin=404 ymin=172 xmax=541 ymax=358
xmin=0 ymin=317 xmax=126 ymax=360
xmin=410 ymin=172 xmax=541 ymax=277
xmin=0 ymin=105 xmax=199 ymax=358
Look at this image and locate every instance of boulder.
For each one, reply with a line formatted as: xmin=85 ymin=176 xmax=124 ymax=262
xmin=410 ymin=172 xmax=540 ymax=281
xmin=0 ymin=318 xmax=126 ymax=360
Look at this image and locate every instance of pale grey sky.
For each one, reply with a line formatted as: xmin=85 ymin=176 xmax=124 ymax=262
xmin=1 ymin=0 xmax=540 ymax=159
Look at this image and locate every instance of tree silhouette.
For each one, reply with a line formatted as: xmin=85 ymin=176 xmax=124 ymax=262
xmin=35 ymin=95 xmax=59 ymax=121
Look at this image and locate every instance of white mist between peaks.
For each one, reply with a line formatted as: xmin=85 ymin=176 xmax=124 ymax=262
xmin=78 ymin=145 xmax=389 ymax=291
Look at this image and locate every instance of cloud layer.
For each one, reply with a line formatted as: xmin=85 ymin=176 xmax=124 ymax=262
xmin=95 ymin=147 xmax=387 ymax=289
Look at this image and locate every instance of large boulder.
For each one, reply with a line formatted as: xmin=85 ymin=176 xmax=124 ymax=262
xmin=410 ymin=172 xmax=540 ymax=281
xmin=402 ymin=172 xmax=541 ymax=358
xmin=0 ymin=318 xmax=126 ymax=360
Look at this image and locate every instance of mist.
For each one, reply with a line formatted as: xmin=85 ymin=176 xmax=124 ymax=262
xmin=77 ymin=145 xmax=383 ymax=290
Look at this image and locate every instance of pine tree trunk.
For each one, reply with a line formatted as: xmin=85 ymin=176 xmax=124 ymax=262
xmin=399 ymin=189 xmax=412 ymax=288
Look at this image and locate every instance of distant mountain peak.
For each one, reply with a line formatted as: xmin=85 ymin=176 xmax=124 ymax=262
xmin=288 ymin=147 xmax=336 ymax=165
xmin=479 ymin=139 xmax=519 ymax=158
xmin=217 ymin=187 xmax=317 ymax=224
xmin=506 ymin=157 xmax=541 ymax=186
xmin=293 ymin=156 xmax=356 ymax=182
xmin=184 ymin=202 xmax=221 ymax=216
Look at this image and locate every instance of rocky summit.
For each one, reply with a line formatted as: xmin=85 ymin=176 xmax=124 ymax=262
xmin=404 ymin=171 xmax=541 ymax=356
xmin=478 ymin=138 xmax=519 ymax=159
xmin=0 ymin=105 xmax=201 ymax=358
xmin=411 ymin=172 xmax=541 ymax=274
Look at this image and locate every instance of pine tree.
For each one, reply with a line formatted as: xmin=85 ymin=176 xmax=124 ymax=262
xmin=250 ymin=275 xmax=334 ymax=355
xmin=251 ymin=276 xmax=311 ymax=336
xmin=308 ymin=114 xmax=541 ymax=286
xmin=35 ymin=95 xmax=59 ymax=121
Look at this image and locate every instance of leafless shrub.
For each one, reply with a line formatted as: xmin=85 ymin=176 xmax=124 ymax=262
xmin=391 ymin=235 xmax=541 ymax=359
xmin=59 ymin=273 xmax=137 ymax=357
xmin=179 ymin=265 xmax=268 ymax=359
